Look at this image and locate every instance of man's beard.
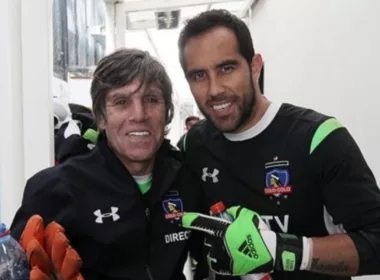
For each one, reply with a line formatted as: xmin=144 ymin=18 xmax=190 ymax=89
xmin=200 ymin=78 xmax=256 ymax=133
xmin=233 ymin=80 xmax=256 ymax=133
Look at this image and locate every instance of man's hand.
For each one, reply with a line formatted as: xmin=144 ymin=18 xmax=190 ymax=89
xmin=19 ymin=215 xmax=84 ymax=280
xmin=180 ymin=206 xmax=311 ymax=276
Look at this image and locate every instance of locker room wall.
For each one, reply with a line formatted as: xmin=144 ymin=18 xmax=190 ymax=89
xmin=249 ymin=0 xmax=380 ymax=182
xmin=248 ymin=1 xmax=380 ymax=279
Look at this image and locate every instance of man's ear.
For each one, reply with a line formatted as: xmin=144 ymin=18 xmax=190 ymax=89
xmin=250 ymin=53 xmax=263 ymax=83
xmin=98 ymin=118 xmax=106 ymax=130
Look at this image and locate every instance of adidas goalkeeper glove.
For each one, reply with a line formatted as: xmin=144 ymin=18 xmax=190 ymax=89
xmin=19 ymin=215 xmax=84 ymax=280
xmin=181 ymin=206 xmax=312 ymax=276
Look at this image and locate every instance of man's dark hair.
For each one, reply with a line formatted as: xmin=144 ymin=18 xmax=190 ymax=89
xmin=178 ymin=9 xmax=255 ymax=72
xmin=259 ymin=62 xmax=264 ymax=95
xmin=185 ymin=116 xmax=200 ymax=125
xmin=91 ymin=48 xmax=174 ymax=127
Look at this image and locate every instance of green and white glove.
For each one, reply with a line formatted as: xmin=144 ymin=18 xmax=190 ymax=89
xmin=180 ymin=206 xmax=312 ymax=276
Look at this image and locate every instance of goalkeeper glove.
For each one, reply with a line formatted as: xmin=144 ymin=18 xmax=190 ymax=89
xmin=19 ymin=215 xmax=84 ymax=280
xmin=180 ymin=206 xmax=312 ymax=276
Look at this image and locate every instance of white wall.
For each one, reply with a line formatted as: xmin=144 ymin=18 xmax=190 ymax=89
xmin=249 ymin=1 xmax=380 ymax=279
xmin=52 ymin=76 xmax=70 ymax=101
xmin=250 ymin=0 xmax=380 ymax=182
xmin=68 ymin=77 xmax=93 ymax=108
xmin=0 ymin=0 xmax=54 ymax=226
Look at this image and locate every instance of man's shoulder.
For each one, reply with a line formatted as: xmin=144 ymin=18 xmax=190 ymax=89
xmin=27 ymin=165 xmax=61 ymax=190
xmin=183 ymin=119 xmax=217 ymax=151
xmin=278 ymin=103 xmax=333 ymax=126
xmin=26 ymin=159 xmax=77 ymax=191
xmin=28 ymin=149 xmax=104 ymax=192
xmin=277 ymin=103 xmax=344 ymax=154
xmin=23 ymin=165 xmax=75 ymax=209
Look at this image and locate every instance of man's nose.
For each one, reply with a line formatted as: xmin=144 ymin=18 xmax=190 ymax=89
xmin=208 ymin=74 xmax=225 ymax=97
xmin=128 ymin=100 xmax=147 ymax=122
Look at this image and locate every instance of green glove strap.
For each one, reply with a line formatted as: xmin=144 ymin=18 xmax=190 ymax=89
xmin=275 ymin=233 xmax=304 ymax=272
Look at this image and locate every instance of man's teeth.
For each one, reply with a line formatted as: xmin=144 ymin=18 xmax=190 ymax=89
xmin=213 ymin=103 xmax=231 ymax=111
xmin=128 ymin=131 xmax=150 ymax=136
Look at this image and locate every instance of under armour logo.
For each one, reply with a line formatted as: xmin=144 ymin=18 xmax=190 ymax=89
xmin=202 ymin=167 xmax=219 ymax=183
xmin=94 ymin=207 xmax=120 ymax=224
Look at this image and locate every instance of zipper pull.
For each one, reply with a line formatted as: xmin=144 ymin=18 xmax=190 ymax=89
xmin=146 ymin=265 xmax=154 ymax=280
xmin=145 ymin=208 xmax=151 ymax=221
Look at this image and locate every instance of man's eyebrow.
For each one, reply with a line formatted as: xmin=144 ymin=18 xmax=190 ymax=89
xmin=216 ymin=59 xmax=239 ymax=68
xmin=109 ymin=92 xmax=128 ymax=99
xmin=144 ymin=88 xmax=163 ymax=95
xmin=186 ymin=59 xmax=240 ymax=78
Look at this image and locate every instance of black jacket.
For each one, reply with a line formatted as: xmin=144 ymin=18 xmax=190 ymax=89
xmin=11 ymin=136 xmax=203 ymax=280
xmin=54 ymin=112 xmax=97 ymax=164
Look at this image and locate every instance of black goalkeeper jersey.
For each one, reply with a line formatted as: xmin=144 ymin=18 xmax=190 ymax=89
xmin=184 ymin=103 xmax=380 ymax=280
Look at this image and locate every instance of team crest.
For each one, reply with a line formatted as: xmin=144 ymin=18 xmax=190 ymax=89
xmin=162 ymin=198 xmax=184 ymax=220
xmin=265 ymin=168 xmax=293 ymax=197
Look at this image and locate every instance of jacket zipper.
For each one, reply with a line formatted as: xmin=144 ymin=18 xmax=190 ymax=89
xmin=141 ymin=152 xmax=180 ymax=280
xmin=146 ymin=265 xmax=154 ymax=280
xmin=145 ymin=207 xmax=155 ymax=280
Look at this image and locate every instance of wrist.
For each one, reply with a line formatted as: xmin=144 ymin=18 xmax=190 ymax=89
xmin=300 ymin=237 xmax=313 ymax=270
xmin=274 ymin=234 xmax=312 ymax=272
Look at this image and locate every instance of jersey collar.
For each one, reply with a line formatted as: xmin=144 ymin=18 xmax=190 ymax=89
xmin=223 ymin=102 xmax=282 ymax=141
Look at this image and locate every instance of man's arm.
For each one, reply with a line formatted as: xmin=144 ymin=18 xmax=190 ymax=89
xmin=307 ymin=119 xmax=380 ymax=276
xmin=10 ymin=168 xmax=84 ymax=280
xmin=308 ymin=234 xmax=358 ymax=275
xmin=11 ymin=168 xmax=75 ymax=239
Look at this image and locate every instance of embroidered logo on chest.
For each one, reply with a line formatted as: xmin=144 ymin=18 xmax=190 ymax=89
xmin=264 ymin=157 xmax=293 ymax=203
xmin=162 ymin=198 xmax=184 ymax=220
